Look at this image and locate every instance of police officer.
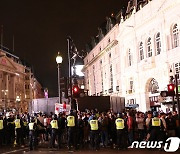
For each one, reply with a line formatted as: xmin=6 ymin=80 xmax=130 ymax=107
xmin=29 ymin=116 xmax=38 ymax=150
xmin=67 ymin=110 xmax=77 ymax=150
xmin=50 ymin=114 xmax=58 ymax=148
xmin=15 ymin=114 xmax=24 ymax=147
xmin=0 ymin=114 xmax=4 ymax=146
xmin=57 ymin=112 xmax=66 ymax=149
xmin=89 ymin=115 xmax=99 ymax=150
xmin=115 ymin=113 xmax=127 ymax=150
xmin=22 ymin=117 xmax=29 ymax=140
xmin=6 ymin=113 xmax=15 ymax=145
xmin=148 ymin=111 xmax=164 ymax=141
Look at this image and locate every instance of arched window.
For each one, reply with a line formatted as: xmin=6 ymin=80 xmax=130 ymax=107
xmin=147 ymin=37 xmax=152 ymax=57
xmin=139 ymin=42 xmax=144 ymax=60
xmin=128 ymin=49 xmax=132 ymax=66
xmin=172 ymin=24 xmax=179 ymax=48
xmin=148 ymin=78 xmax=159 ymax=93
xmin=155 ymin=32 xmax=161 ymax=55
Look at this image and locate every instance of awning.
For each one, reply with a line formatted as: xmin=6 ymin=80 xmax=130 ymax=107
xmin=161 ymin=101 xmax=177 ymax=105
xmin=125 ymin=104 xmax=139 ymax=108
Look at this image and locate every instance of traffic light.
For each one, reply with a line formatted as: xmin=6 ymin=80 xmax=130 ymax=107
xmin=167 ymin=84 xmax=175 ymax=96
xmin=160 ymin=84 xmax=175 ymax=97
xmin=72 ymin=85 xmax=80 ymax=98
xmin=60 ymin=77 xmax=68 ymax=98
xmin=167 ymin=84 xmax=175 ymax=91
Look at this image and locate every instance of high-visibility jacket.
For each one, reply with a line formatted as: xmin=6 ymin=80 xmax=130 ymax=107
xmin=67 ymin=116 xmax=75 ymax=127
xmin=115 ymin=118 xmax=125 ymax=129
xmin=15 ymin=119 xmax=21 ymax=129
xmin=0 ymin=120 xmax=3 ymax=130
xmin=152 ymin=117 xmax=161 ymax=126
xmin=29 ymin=123 xmax=34 ymax=130
xmin=23 ymin=121 xmax=28 ymax=127
xmin=90 ymin=120 xmax=98 ymax=130
xmin=50 ymin=120 xmax=58 ymax=129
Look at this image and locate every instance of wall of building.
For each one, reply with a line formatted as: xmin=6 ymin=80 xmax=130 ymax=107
xmin=0 ymin=49 xmax=44 ymax=113
xmin=84 ymin=0 xmax=180 ymax=112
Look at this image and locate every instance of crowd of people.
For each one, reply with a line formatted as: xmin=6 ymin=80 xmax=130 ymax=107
xmin=0 ymin=109 xmax=179 ymax=151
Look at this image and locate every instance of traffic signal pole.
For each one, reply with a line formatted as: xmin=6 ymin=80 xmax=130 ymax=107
xmin=175 ymin=74 xmax=180 ymax=119
xmin=67 ymin=37 xmax=73 ymax=106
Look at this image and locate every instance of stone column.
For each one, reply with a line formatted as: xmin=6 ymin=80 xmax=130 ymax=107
xmin=5 ymin=73 xmax=9 ymax=109
xmin=9 ymin=74 xmax=16 ymax=109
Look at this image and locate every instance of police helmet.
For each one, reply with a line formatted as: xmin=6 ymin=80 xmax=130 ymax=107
xmin=117 ymin=113 xmax=123 ymax=118
xmin=30 ymin=116 xmax=35 ymax=122
xmin=52 ymin=114 xmax=57 ymax=120
xmin=153 ymin=111 xmax=158 ymax=117
xmin=16 ymin=114 xmax=20 ymax=119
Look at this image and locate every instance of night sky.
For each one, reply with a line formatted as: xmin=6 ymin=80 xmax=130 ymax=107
xmin=0 ymin=0 xmax=127 ymax=97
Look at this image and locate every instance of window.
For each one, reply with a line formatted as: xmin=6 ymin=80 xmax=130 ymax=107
xmin=172 ymin=24 xmax=179 ymax=48
xmin=139 ymin=42 xmax=144 ymax=60
xmin=108 ymin=38 xmax=111 ymax=43
xmin=93 ymin=65 xmax=96 ymax=94
xmin=149 ymin=78 xmax=159 ymax=93
xmin=128 ymin=80 xmax=134 ymax=94
xmin=130 ymin=80 xmax=133 ymax=90
xmin=110 ymin=64 xmax=113 ymax=90
xmin=127 ymin=99 xmax=136 ymax=104
xmin=175 ymin=62 xmax=180 ymax=75
xmin=155 ymin=32 xmax=161 ymax=55
xmin=128 ymin=49 xmax=132 ymax=66
xmin=100 ymin=60 xmax=104 ymax=92
xmin=147 ymin=37 xmax=152 ymax=57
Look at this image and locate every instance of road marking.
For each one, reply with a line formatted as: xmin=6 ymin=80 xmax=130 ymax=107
xmin=1 ymin=148 xmax=28 ymax=154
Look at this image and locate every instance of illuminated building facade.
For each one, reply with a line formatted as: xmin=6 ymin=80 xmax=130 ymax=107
xmin=84 ymin=0 xmax=180 ymax=112
xmin=0 ymin=48 xmax=44 ymax=112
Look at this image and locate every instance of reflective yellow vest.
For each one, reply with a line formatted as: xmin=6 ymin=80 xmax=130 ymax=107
xmin=67 ymin=116 xmax=75 ymax=127
xmin=115 ymin=118 xmax=125 ymax=129
xmin=90 ymin=120 xmax=98 ymax=130
xmin=29 ymin=123 xmax=34 ymax=130
xmin=152 ymin=117 xmax=161 ymax=126
xmin=15 ymin=119 xmax=21 ymax=129
xmin=0 ymin=120 xmax=3 ymax=130
xmin=50 ymin=120 xmax=58 ymax=129
xmin=23 ymin=121 xmax=28 ymax=127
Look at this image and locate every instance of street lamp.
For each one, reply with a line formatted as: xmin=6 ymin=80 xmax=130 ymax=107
xmin=56 ymin=52 xmax=63 ymax=104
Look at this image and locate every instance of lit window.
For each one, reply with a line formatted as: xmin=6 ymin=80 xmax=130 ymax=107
xmin=110 ymin=64 xmax=113 ymax=90
xmin=155 ymin=32 xmax=161 ymax=55
xmin=172 ymin=24 xmax=179 ymax=48
xmin=128 ymin=49 xmax=132 ymax=66
xmin=139 ymin=42 xmax=144 ymax=60
xmin=147 ymin=37 xmax=152 ymax=57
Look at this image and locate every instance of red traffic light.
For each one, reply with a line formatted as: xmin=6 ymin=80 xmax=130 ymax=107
xmin=167 ymin=84 xmax=175 ymax=91
xmin=72 ymin=85 xmax=80 ymax=98
xmin=73 ymin=86 xmax=79 ymax=93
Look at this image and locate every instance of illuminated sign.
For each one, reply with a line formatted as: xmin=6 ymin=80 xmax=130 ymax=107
xmin=72 ymin=65 xmax=84 ymax=77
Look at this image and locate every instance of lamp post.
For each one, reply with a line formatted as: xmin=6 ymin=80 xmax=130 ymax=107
xmin=56 ymin=52 xmax=63 ymax=104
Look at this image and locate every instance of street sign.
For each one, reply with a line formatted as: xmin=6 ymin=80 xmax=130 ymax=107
xmin=178 ymin=85 xmax=180 ymax=93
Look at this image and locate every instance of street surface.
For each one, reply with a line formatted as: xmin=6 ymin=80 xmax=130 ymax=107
xmin=0 ymin=145 xmax=180 ymax=154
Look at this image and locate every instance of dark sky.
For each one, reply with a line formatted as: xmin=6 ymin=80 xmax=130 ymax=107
xmin=0 ymin=0 xmax=127 ymax=97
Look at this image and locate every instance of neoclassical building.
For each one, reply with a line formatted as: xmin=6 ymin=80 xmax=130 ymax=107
xmin=83 ymin=0 xmax=180 ymax=112
xmin=0 ymin=48 xmax=44 ymax=112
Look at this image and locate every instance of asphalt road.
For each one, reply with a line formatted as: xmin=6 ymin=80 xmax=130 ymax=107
xmin=0 ymin=146 xmax=180 ymax=154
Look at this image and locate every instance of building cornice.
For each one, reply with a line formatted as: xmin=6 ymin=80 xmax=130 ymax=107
xmin=83 ymin=39 xmax=118 ymax=71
